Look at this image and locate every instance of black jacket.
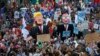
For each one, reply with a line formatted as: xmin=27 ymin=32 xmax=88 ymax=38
xmin=29 ymin=25 xmax=49 ymax=39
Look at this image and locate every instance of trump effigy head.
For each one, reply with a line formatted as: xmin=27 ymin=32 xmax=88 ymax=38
xmin=34 ymin=12 xmax=43 ymax=25
xmin=62 ymin=13 xmax=71 ymax=24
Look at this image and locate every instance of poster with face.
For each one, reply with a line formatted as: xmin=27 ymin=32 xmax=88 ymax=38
xmin=62 ymin=13 xmax=71 ymax=24
xmin=34 ymin=12 xmax=43 ymax=25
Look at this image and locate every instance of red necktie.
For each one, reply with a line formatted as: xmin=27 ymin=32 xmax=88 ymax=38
xmin=39 ymin=26 xmax=42 ymax=33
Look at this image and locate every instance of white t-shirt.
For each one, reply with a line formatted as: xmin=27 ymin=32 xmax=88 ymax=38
xmin=94 ymin=23 xmax=99 ymax=29
xmin=77 ymin=23 xmax=84 ymax=31
xmin=75 ymin=14 xmax=78 ymax=24
xmin=54 ymin=11 xmax=59 ymax=20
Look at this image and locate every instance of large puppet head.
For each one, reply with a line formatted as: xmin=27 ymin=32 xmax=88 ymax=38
xmin=62 ymin=13 xmax=71 ymax=24
xmin=34 ymin=12 xmax=43 ymax=25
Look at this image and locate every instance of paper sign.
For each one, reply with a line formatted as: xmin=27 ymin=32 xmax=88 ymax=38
xmin=75 ymin=15 xmax=78 ymax=24
xmin=77 ymin=11 xmax=85 ymax=22
xmin=74 ymin=27 xmax=79 ymax=34
xmin=62 ymin=31 xmax=70 ymax=37
xmin=82 ymin=21 xmax=89 ymax=29
xmin=85 ymin=32 xmax=100 ymax=44
xmin=37 ymin=34 xmax=50 ymax=42
xmin=14 ymin=11 xmax=20 ymax=19
xmin=94 ymin=24 xmax=99 ymax=29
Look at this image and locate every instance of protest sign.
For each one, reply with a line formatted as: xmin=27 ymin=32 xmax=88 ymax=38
xmin=74 ymin=27 xmax=79 ymax=34
xmin=62 ymin=31 xmax=70 ymax=37
xmin=77 ymin=11 xmax=85 ymax=23
xmin=94 ymin=23 xmax=99 ymax=29
xmin=75 ymin=15 xmax=78 ymax=24
xmin=37 ymin=34 xmax=50 ymax=42
xmin=85 ymin=32 xmax=100 ymax=44
xmin=82 ymin=21 xmax=89 ymax=29
xmin=54 ymin=12 xmax=59 ymax=20
xmin=85 ymin=7 xmax=91 ymax=14
xmin=14 ymin=11 xmax=20 ymax=19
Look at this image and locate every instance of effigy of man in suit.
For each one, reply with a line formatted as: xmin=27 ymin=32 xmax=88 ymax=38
xmin=57 ymin=12 xmax=74 ymax=41
xmin=29 ymin=12 xmax=49 ymax=43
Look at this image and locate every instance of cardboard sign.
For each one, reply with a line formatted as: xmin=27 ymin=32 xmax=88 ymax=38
xmin=63 ymin=31 xmax=70 ymax=37
xmin=14 ymin=11 xmax=20 ymax=19
xmin=85 ymin=32 xmax=100 ymax=44
xmin=37 ymin=34 xmax=50 ymax=42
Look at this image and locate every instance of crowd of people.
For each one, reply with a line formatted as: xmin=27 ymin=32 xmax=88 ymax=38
xmin=0 ymin=0 xmax=100 ymax=56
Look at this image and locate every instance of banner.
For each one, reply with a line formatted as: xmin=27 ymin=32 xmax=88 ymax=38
xmin=82 ymin=21 xmax=89 ymax=29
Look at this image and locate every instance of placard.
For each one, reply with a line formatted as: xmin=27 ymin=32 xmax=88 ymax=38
xmin=37 ymin=34 xmax=50 ymax=42
xmin=62 ymin=31 xmax=70 ymax=37
xmin=82 ymin=21 xmax=89 ymax=29
xmin=85 ymin=32 xmax=100 ymax=44
xmin=74 ymin=27 xmax=79 ymax=34
xmin=94 ymin=23 xmax=99 ymax=29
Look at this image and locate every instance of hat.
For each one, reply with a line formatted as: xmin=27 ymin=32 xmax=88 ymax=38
xmin=33 ymin=12 xmax=42 ymax=18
